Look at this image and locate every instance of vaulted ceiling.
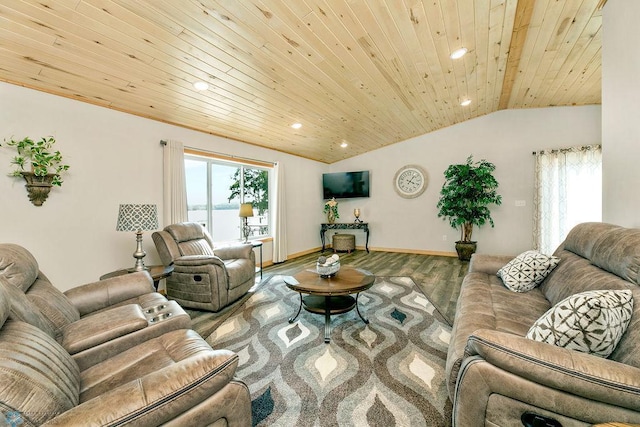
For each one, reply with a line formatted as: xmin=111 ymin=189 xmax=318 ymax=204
xmin=0 ymin=0 xmax=604 ymax=163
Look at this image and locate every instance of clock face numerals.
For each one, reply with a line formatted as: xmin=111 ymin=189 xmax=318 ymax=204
xmin=398 ymin=170 xmax=423 ymax=192
xmin=394 ymin=165 xmax=427 ymax=198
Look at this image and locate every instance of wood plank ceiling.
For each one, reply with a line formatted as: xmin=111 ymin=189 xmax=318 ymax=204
xmin=0 ymin=0 xmax=603 ymax=164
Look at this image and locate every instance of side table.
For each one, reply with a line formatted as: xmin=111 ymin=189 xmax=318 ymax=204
xmin=320 ymin=222 xmax=370 ymax=252
xmin=100 ymin=265 xmax=174 ymax=291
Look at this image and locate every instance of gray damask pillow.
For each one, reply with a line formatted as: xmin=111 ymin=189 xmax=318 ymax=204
xmin=497 ymin=250 xmax=560 ymax=292
xmin=526 ymin=289 xmax=634 ymax=358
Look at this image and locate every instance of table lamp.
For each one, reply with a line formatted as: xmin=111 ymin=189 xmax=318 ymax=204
xmin=239 ymin=203 xmax=254 ymax=243
xmin=116 ymin=203 xmax=159 ymax=272
xmin=354 ymin=208 xmax=362 ymax=223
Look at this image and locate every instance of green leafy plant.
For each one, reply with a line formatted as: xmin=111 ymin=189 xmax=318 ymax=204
xmin=2 ymin=136 xmax=70 ymax=186
xmin=323 ymin=197 xmax=339 ymax=219
xmin=228 ymin=168 xmax=269 ymax=215
xmin=437 ymin=155 xmax=502 ymax=242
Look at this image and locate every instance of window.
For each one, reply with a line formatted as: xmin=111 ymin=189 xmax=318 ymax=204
xmin=533 ymin=145 xmax=602 ymax=254
xmin=185 ymin=154 xmax=271 ymax=242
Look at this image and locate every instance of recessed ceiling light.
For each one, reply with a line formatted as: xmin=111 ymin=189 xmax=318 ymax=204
xmin=291 ymin=123 xmax=302 ymax=129
xmin=460 ymin=99 xmax=472 ymax=106
xmin=340 ymin=141 xmax=348 ymax=148
xmin=193 ymin=81 xmax=209 ymax=91
xmin=450 ymin=47 xmax=468 ymax=59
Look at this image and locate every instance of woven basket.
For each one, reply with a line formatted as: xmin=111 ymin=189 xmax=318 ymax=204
xmin=332 ymin=234 xmax=355 ymax=252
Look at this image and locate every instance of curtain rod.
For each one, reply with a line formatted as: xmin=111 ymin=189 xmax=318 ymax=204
xmin=160 ymin=140 xmax=276 ymax=166
xmin=531 ymin=144 xmax=601 ymax=156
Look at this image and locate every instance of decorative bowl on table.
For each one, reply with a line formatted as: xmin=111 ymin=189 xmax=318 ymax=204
xmin=316 ymin=254 xmax=340 ymax=278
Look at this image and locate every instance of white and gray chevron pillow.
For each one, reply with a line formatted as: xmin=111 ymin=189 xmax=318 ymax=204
xmin=497 ymin=250 xmax=560 ymax=292
xmin=526 ymin=289 xmax=634 ymax=358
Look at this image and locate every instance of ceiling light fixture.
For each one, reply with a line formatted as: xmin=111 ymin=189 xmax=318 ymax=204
xmin=340 ymin=141 xmax=348 ymax=148
xmin=291 ymin=123 xmax=302 ymax=129
xmin=460 ymin=99 xmax=472 ymax=106
xmin=450 ymin=47 xmax=468 ymax=60
xmin=193 ymin=81 xmax=209 ymax=91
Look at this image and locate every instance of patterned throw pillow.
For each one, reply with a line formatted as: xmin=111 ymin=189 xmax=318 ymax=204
xmin=497 ymin=250 xmax=560 ymax=292
xmin=526 ymin=289 xmax=634 ymax=358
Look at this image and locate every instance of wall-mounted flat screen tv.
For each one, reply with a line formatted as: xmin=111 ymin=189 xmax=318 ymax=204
xmin=323 ymin=170 xmax=370 ymax=199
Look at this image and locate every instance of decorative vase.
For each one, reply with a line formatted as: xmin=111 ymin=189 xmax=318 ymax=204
xmin=21 ymin=172 xmax=55 ymax=206
xmin=455 ymin=241 xmax=477 ymax=261
xmin=327 ymin=210 xmax=336 ymax=224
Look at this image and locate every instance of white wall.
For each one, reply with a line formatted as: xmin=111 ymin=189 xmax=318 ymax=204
xmin=331 ymin=106 xmax=602 ymax=256
xmin=0 ymin=82 xmax=324 ymax=291
xmin=1 ymin=81 xmax=602 ymax=292
xmin=602 ymin=0 xmax=640 ymax=227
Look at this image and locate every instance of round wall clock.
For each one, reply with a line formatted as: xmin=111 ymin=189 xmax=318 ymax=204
xmin=393 ymin=165 xmax=428 ymax=198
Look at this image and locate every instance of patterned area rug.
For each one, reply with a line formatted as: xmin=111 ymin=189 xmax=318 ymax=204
xmin=204 ymin=274 xmax=453 ymax=427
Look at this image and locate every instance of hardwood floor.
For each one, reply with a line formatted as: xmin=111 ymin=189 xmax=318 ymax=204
xmin=262 ymin=249 xmax=468 ymax=325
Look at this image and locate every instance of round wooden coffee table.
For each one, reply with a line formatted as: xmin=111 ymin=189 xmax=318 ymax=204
xmin=283 ymin=266 xmax=375 ymax=343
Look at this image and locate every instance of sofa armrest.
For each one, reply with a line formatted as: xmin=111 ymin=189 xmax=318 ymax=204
xmin=43 ymin=348 xmax=243 ymax=426
xmin=61 ymin=304 xmax=148 ymax=354
xmin=465 ymin=329 xmax=640 ymax=411
xmin=214 ymin=243 xmax=254 ymax=260
xmin=468 ymin=254 xmax=514 ymax=275
xmin=174 ymin=254 xmax=226 ymax=268
xmin=64 ymin=271 xmax=156 ymax=316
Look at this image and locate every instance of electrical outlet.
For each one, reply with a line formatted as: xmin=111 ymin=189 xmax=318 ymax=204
xmin=442 ymin=235 xmax=447 ymax=241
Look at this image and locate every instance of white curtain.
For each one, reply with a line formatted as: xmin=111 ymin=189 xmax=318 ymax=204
xmin=272 ymin=161 xmax=288 ymax=263
xmin=533 ymin=144 xmax=602 ymax=254
xmin=162 ymin=140 xmax=188 ymax=226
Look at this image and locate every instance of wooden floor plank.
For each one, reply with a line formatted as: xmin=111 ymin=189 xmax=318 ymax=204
xmin=263 ymin=249 xmax=467 ymax=325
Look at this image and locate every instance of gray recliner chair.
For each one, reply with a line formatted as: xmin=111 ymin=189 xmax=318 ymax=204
xmin=152 ymin=222 xmax=256 ymax=312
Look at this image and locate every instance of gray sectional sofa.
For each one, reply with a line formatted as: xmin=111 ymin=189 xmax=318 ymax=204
xmin=0 ymin=243 xmax=251 ymax=426
xmin=446 ymin=222 xmax=640 ymax=426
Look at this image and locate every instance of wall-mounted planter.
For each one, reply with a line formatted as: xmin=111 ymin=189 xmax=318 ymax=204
xmin=21 ymin=172 xmax=55 ymax=206
xmin=2 ymin=136 xmax=69 ymax=207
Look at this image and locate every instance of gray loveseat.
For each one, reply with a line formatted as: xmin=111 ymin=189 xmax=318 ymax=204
xmin=446 ymin=222 xmax=640 ymax=426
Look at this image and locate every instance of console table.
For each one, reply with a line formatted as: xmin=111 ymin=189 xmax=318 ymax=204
xmin=321 ymin=222 xmax=370 ymax=252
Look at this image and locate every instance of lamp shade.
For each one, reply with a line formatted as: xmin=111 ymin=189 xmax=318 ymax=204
xmin=116 ymin=204 xmax=159 ymax=231
xmin=239 ymin=203 xmax=254 ymax=218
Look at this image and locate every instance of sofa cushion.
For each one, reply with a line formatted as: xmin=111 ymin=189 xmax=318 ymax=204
xmin=224 ymin=258 xmax=255 ymax=289
xmin=526 ymin=289 xmax=634 ymax=358
xmin=445 ymin=270 xmax=552 ymax=398
xmin=0 ymin=286 xmax=11 ymax=327
xmin=165 ymin=223 xmax=215 ymax=256
xmin=79 ymin=329 xmax=237 ymax=402
xmin=497 ymin=250 xmax=560 ymax=292
xmin=0 ymin=278 xmax=57 ymax=338
xmin=560 ymin=222 xmax=621 ymax=260
xmin=26 ymin=275 xmax=80 ymax=334
xmin=538 ymin=249 xmax=632 ymax=306
xmin=0 ymin=320 xmax=81 ymax=425
xmin=0 ymin=243 xmax=39 ymax=292
xmin=609 ymin=287 xmax=640 ymax=368
xmin=590 ymin=227 xmax=640 ymax=285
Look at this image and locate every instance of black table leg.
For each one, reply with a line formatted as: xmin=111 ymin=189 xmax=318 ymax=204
xmin=355 ymin=293 xmax=369 ymax=324
xmin=289 ymin=293 xmax=303 ymax=323
xmin=365 ymin=228 xmax=370 ymax=252
xmin=324 ymin=296 xmax=331 ymax=343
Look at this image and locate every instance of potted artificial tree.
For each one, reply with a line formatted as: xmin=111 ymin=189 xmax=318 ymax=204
xmin=2 ymin=136 xmax=70 ymax=206
xmin=437 ymin=155 xmax=502 ymax=261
